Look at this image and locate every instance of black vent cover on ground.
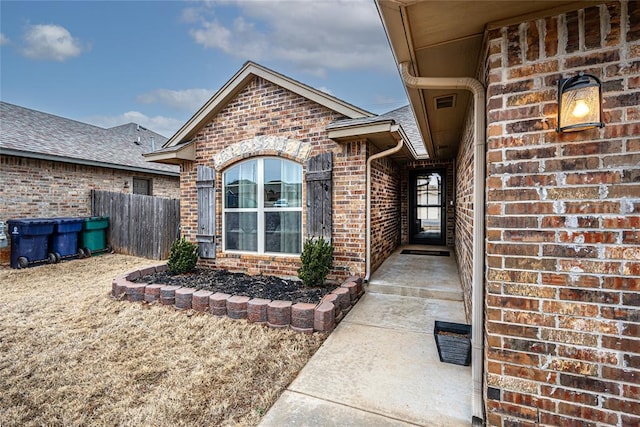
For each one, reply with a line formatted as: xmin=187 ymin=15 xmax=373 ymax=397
xmin=434 ymin=321 xmax=472 ymax=366
xmin=401 ymin=249 xmax=450 ymax=256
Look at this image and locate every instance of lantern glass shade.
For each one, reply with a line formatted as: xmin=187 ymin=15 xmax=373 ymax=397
xmin=557 ymin=73 xmax=604 ymax=132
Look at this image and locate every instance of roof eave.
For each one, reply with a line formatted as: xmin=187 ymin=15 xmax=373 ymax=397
xmin=327 ymin=120 xmax=397 ymax=139
xmin=162 ymin=61 xmax=375 ymax=149
xmin=2 ymin=148 xmax=180 ymax=177
xmin=143 ymin=142 xmax=196 ymax=165
xmin=328 ymin=121 xmax=420 ymax=160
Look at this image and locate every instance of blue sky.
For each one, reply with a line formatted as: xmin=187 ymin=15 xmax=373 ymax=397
xmin=0 ymin=0 xmax=408 ymax=138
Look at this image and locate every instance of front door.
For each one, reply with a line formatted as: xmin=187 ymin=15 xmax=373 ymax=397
xmin=409 ymin=169 xmax=446 ymax=245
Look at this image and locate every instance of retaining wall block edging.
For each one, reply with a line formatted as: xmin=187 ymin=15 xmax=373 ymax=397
xmin=331 ymin=287 xmax=351 ymax=314
xmin=113 ymin=265 xmax=364 ymax=333
xmin=227 ymin=295 xmax=251 ymax=319
xmin=144 ymin=284 xmax=164 ymax=303
xmin=125 ymin=283 xmax=146 ymax=302
xmin=341 ymin=281 xmax=359 ymax=303
xmin=210 ymin=292 xmax=231 ymax=316
xmin=138 ymin=266 xmax=157 ymax=277
xmin=175 ymin=287 xmax=195 ymax=310
xmin=192 ymin=290 xmax=213 ymax=312
xmin=160 ymin=285 xmax=181 ymax=305
xmin=267 ymin=300 xmax=292 ymax=328
xmin=291 ymin=303 xmax=316 ymax=333
xmin=247 ymin=298 xmax=271 ymax=323
xmin=111 ymin=277 xmax=128 ymax=299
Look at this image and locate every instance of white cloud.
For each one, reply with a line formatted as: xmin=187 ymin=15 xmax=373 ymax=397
xmin=185 ymin=0 xmax=394 ymax=77
xmin=190 ymin=16 xmax=268 ymax=60
xmin=84 ymin=111 xmax=185 ymax=139
xmin=0 ymin=33 xmax=9 ymax=46
xmin=136 ymin=88 xmax=214 ymax=111
xmin=21 ymin=24 xmax=85 ymax=61
xmin=181 ymin=0 xmax=218 ymax=23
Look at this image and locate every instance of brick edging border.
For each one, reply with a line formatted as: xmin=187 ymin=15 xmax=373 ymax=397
xmin=111 ymin=265 xmax=364 ymax=333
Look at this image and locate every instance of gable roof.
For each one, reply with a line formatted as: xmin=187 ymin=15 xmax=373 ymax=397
xmin=0 ymin=102 xmax=179 ymax=176
xmin=325 ymin=105 xmax=426 ymax=160
xmin=376 ymin=105 xmax=426 ymax=157
xmin=161 ymin=61 xmax=374 ymax=149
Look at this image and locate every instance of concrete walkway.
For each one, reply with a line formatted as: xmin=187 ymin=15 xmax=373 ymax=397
xmin=260 ymin=246 xmax=472 ymax=426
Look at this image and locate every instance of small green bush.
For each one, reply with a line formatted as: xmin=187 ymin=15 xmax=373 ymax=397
xmin=298 ymin=237 xmax=334 ymax=287
xmin=167 ymin=237 xmax=198 ymax=274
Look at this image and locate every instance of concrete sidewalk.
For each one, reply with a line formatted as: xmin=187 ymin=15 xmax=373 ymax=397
xmin=260 ymin=249 xmax=472 ymax=426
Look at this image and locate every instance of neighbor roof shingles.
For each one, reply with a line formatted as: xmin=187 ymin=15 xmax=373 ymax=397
xmin=0 ymin=102 xmax=178 ymax=175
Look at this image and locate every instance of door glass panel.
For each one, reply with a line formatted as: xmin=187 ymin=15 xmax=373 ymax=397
xmin=412 ymin=172 xmax=443 ymax=243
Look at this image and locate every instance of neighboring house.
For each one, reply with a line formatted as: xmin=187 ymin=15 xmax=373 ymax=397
xmin=146 ymin=61 xmax=430 ymax=280
xmin=378 ymin=0 xmax=639 ymax=425
xmin=0 ymin=101 xmax=180 ymax=265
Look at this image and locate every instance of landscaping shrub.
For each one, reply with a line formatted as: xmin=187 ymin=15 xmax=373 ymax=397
xmin=167 ymin=237 xmax=198 ymax=274
xmin=298 ymin=237 xmax=333 ymax=287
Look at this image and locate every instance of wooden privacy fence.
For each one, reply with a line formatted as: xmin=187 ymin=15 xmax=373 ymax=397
xmin=91 ymin=190 xmax=180 ymax=260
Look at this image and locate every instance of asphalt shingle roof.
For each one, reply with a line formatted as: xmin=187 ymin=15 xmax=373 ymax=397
xmin=327 ymin=105 xmax=427 ymax=157
xmin=0 ymin=102 xmax=179 ymax=175
xmin=377 ymin=105 xmax=426 ymax=157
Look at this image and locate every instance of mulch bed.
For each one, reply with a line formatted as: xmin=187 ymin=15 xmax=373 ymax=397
xmin=135 ymin=268 xmax=333 ymax=304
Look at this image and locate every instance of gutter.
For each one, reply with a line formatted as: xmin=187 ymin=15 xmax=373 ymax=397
xmin=399 ymin=61 xmax=486 ymax=424
xmin=1 ymin=148 xmax=180 ymax=177
xmin=365 ymin=134 xmax=404 ymax=282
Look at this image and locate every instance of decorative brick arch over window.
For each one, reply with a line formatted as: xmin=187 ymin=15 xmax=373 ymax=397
xmin=213 ymin=136 xmax=312 ymax=171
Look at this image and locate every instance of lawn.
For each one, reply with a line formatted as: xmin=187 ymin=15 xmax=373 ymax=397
xmin=0 ymin=254 xmax=325 ymax=426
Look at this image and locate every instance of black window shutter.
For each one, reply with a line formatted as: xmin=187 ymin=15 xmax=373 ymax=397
xmin=305 ymin=152 xmax=332 ymax=241
xmin=196 ymin=165 xmax=216 ymax=258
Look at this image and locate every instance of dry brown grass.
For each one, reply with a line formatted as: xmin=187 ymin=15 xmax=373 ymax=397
xmin=0 ymin=255 xmax=325 ymax=426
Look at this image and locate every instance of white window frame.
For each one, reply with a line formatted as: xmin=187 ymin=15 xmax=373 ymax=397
xmin=222 ymin=157 xmax=302 ymax=256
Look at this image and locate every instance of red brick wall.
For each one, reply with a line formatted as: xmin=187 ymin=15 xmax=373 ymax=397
xmin=332 ymin=139 xmax=368 ymax=280
xmin=456 ymin=112 xmax=475 ymax=324
xmin=0 ymin=155 xmax=179 ymax=265
xmin=180 ymin=76 xmax=367 ymax=281
xmin=370 ymin=154 xmax=401 ymax=273
xmin=483 ymin=2 xmax=639 ymax=425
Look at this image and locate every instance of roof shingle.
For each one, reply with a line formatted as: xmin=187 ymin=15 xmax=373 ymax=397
xmin=327 ymin=105 xmax=427 ymax=157
xmin=0 ymin=102 xmax=179 ymax=175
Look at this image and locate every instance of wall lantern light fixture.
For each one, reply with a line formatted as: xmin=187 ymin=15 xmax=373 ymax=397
xmin=557 ymin=72 xmax=604 ymax=133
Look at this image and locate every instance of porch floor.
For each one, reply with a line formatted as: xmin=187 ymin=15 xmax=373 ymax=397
xmin=368 ymin=244 xmax=465 ymax=301
xmin=260 ymin=245 xmax=472 ymax=426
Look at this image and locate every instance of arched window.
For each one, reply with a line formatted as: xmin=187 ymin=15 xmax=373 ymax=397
xmin=223 ymin=158 xmax=302 ymax=254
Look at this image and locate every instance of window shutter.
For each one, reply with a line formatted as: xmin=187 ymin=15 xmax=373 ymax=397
xmin=305 ymin=152 xmax=332 ymax=241
xmin=196 ymin=165 xmax=216 ymax=258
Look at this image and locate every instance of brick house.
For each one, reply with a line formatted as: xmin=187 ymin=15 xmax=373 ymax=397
xmin=378 ymin=0 xmax=639 ymax=425
xmin=146 ymin=61 xmax=435 ymax=281
xmin=0 ymin=101 xmax=180 ymax=265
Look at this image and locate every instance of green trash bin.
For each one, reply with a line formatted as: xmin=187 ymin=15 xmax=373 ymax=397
xmin=80 ymin=216 xmax=110 ymax=256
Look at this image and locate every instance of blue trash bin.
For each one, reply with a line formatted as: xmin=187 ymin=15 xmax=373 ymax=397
xmin=7 ymin=219 xmax=56 ymax=269
xmin=50 ymin=218 xmax=85 ymax=260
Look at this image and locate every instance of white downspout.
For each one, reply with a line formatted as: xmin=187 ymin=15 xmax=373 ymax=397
xmin=365 ymin=137 xmax=404 ymax=282
xmin=399 ymin=62 xmax=486 ymax=424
